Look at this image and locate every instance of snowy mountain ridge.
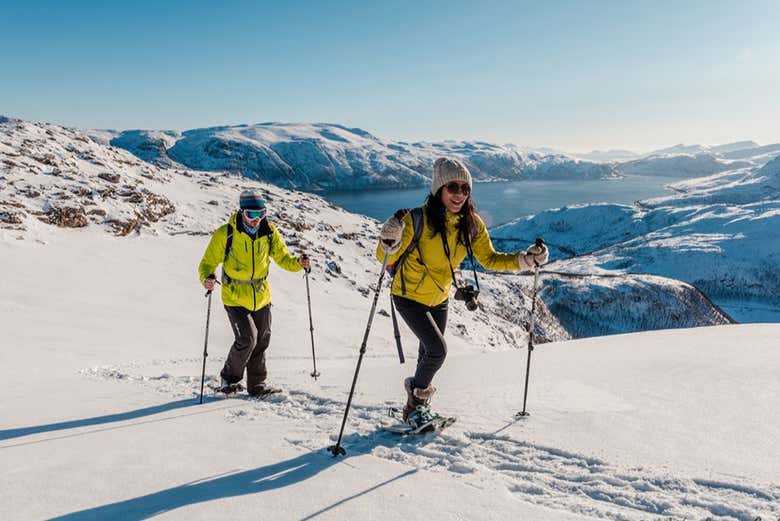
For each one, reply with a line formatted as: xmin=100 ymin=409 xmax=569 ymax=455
xmin=89 ymin=121 xmax=620 ymax=190
xmin=616 ymin=153 xmax=754 ymax=178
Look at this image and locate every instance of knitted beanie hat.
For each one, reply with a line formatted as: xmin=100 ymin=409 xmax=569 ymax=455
xmin=239 ymin=190 xmax=266 ymax=211
xmin=431 ymin=157 xmax=472 ymax=195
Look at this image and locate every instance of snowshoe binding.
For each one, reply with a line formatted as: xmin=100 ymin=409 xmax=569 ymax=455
xmin=381 ymin=405 xmax=457 ymax=435
xmin=208 ymin=378 xmax=245 ymax=397
xmin=248 ymin=384 xmax=283 ymax=399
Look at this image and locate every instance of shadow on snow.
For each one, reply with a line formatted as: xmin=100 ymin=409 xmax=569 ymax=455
xmin=0 ymin=398 xmax=220 ymax=445
xmin=49 ymin=431 xmax=426 ymax=520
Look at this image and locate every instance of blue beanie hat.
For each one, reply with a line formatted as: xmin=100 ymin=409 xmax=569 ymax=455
xmin=239 ymin=190 xmax=266 ymax=211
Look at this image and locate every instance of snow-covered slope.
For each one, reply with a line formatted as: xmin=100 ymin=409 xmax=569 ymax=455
xmin=108 ymin=129 xmax=181 ymax=167
xmin=0 ymin=116 xmax=737 ymax=339
xmin=101 ymin=122 xmax=619 ymax=190
xmin=0 ymin=117 xmax=178 ymax=235
xmin=0 ymin=232 xmax=777 ymax=519
xmin=573 ymin=149 xmax=642 ymax=162
xmin=0 ymin=116 xmax=565 ymax=349
xmin=721 ymin=142 xmax=780 ymax=163
xmin=617 ymin=153 xmax=752 ymax=178
xmin=642 ymin=155 xmax=780 ymax=207
xmin=494 ymin=155 xmax=780 ymax=322
xmin=612 ymin=141 xmax=779 ymax=180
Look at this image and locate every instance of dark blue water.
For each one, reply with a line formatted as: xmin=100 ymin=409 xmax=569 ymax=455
xmin=320 ymin=175 xmax=691 ymax=227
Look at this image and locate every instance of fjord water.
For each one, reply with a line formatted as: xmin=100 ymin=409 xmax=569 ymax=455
xmin=319 ymin=174 xmax=693 ymax=226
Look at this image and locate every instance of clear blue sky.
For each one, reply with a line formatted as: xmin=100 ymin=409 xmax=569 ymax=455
xmin=2 ymin=0 xmax=778 ymax=152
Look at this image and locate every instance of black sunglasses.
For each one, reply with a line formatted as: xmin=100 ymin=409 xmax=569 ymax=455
xmin=444 ymin=182 xmax=471 ymax=195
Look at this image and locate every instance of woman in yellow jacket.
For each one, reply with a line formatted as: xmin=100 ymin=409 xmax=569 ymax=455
xmin=199 ymin=190 xmax=310 ymax=396
xmin=377 ymin=157 xmax=548 ymax=426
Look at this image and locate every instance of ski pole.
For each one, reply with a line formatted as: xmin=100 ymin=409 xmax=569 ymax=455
xmin=517 ymin=238 xmax=544 ymax=418
xmin=200 ymin=275 xmax=219 ymax=404
xmin=328 ymin=249 xmax=391 ymax=457
xmin=303 ymin=255 xmax=320 ymax=379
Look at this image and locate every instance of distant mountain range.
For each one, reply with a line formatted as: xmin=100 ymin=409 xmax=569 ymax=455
xmin=89 ymin=123 xmax=621 ymax=190
xmin=491 ymin=155 xmax=780 ymax=323
xmin=87 ymin=122 xmax=779 ymax=191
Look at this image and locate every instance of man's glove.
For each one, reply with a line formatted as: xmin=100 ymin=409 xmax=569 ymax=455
xmin=203 ymin=273 xmax=219 ymax=294
xmin=379 ymin=216 xmax=405 ymax=254
xmin=518 ymin=243 xmax=548 ymax=269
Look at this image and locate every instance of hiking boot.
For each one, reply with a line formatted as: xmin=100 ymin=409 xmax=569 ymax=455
xmin=248 ymin=383 xmax=282 ymax=397
xmin=218 ymin=377 xmax=243 ymax=394
xmin=413 ymin=384 xmax=436 ymax=403
xmin=401 ymin=377 xmax=436 ymax=421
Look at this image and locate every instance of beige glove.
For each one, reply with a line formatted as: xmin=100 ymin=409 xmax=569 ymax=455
xmin=518 ymin=243 xmax=549 ymax=269
xmin=379 ymin=216 xmax=405 ymax=254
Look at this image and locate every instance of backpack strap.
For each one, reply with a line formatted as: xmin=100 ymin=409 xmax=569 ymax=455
xmin=390 ymin=207 xmax=424 ymax=295
xmin=224 ymin=223 xmax=234 ymax=264
xmin=221 ymin=223 xmax=235 ymax=285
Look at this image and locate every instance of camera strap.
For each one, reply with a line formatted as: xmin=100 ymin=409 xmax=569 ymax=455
xmin=440 ymin=228 xmax=480 ymax=293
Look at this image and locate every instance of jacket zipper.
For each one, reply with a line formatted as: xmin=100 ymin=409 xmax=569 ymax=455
xmin=250 ymin=236 xmax=256 ymax=310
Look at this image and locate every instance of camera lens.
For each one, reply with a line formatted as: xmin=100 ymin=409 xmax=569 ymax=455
xmin=466 ymin=299 xmax=478 ymax=311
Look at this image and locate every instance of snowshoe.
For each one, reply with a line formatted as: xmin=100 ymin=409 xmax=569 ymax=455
xmin=380 ymin=405 xmax=457 ymax=435
xmin=207 ymin=379 xmax=245 ymax=397
xmin=248 ymin=385 xmax=283 ymax=399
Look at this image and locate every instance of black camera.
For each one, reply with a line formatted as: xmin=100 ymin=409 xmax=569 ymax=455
xmin=454 ymin=284 xmax=479 ymax=311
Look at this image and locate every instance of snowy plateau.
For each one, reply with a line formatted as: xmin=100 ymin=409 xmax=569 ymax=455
xmin=1 ymin=116 xmax=778 ymax=521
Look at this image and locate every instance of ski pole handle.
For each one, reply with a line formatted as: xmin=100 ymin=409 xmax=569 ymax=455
xmin=204 ymin=274 xmax=220 ymax=297
xmin=532 ymin=238 xmax=545 ymax=267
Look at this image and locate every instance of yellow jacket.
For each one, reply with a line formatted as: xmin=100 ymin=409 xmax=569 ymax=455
xmin=376 ymin=206 xmax=521 ymax=307
xmin=198 ymin=212 xmax=302 ymax=311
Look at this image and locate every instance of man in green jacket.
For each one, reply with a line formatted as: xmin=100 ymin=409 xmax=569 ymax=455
xmin=198 ymin=190 xmax=311 ymax=395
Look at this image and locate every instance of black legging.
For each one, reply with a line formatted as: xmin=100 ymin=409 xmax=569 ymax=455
xmin=222 ymin=304 xmax=272 ymax=394
xmin=393 ymin=295 xmax=448 ymax=389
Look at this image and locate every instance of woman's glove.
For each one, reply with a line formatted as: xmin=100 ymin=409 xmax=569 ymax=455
xmin=379 ymin=216 xmax=405 ymax=254
xmin=518 ymin=243 xmax=549 ymax=269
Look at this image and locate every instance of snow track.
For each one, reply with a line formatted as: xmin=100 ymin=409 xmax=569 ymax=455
xmin=86 ymin=363 xmax=780 ymax=521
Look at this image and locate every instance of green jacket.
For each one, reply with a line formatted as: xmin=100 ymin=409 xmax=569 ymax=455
xmin=376 ymin=206 xmax=522 ymax=307
xmin=198 ymin=212 xmax=302 ymax=311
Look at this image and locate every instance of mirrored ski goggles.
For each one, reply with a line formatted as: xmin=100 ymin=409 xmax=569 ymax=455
xmin=243 ymin=208 xmax=267 ymax=220
xmin=444 ymin=182 xmax=471 ymax=195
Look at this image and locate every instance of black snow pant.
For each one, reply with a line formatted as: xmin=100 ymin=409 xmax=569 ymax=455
xmin=221 ymin=304 xmax=272 ymax=394
xmin=392 ymin=295 xmax=448 ymax=390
